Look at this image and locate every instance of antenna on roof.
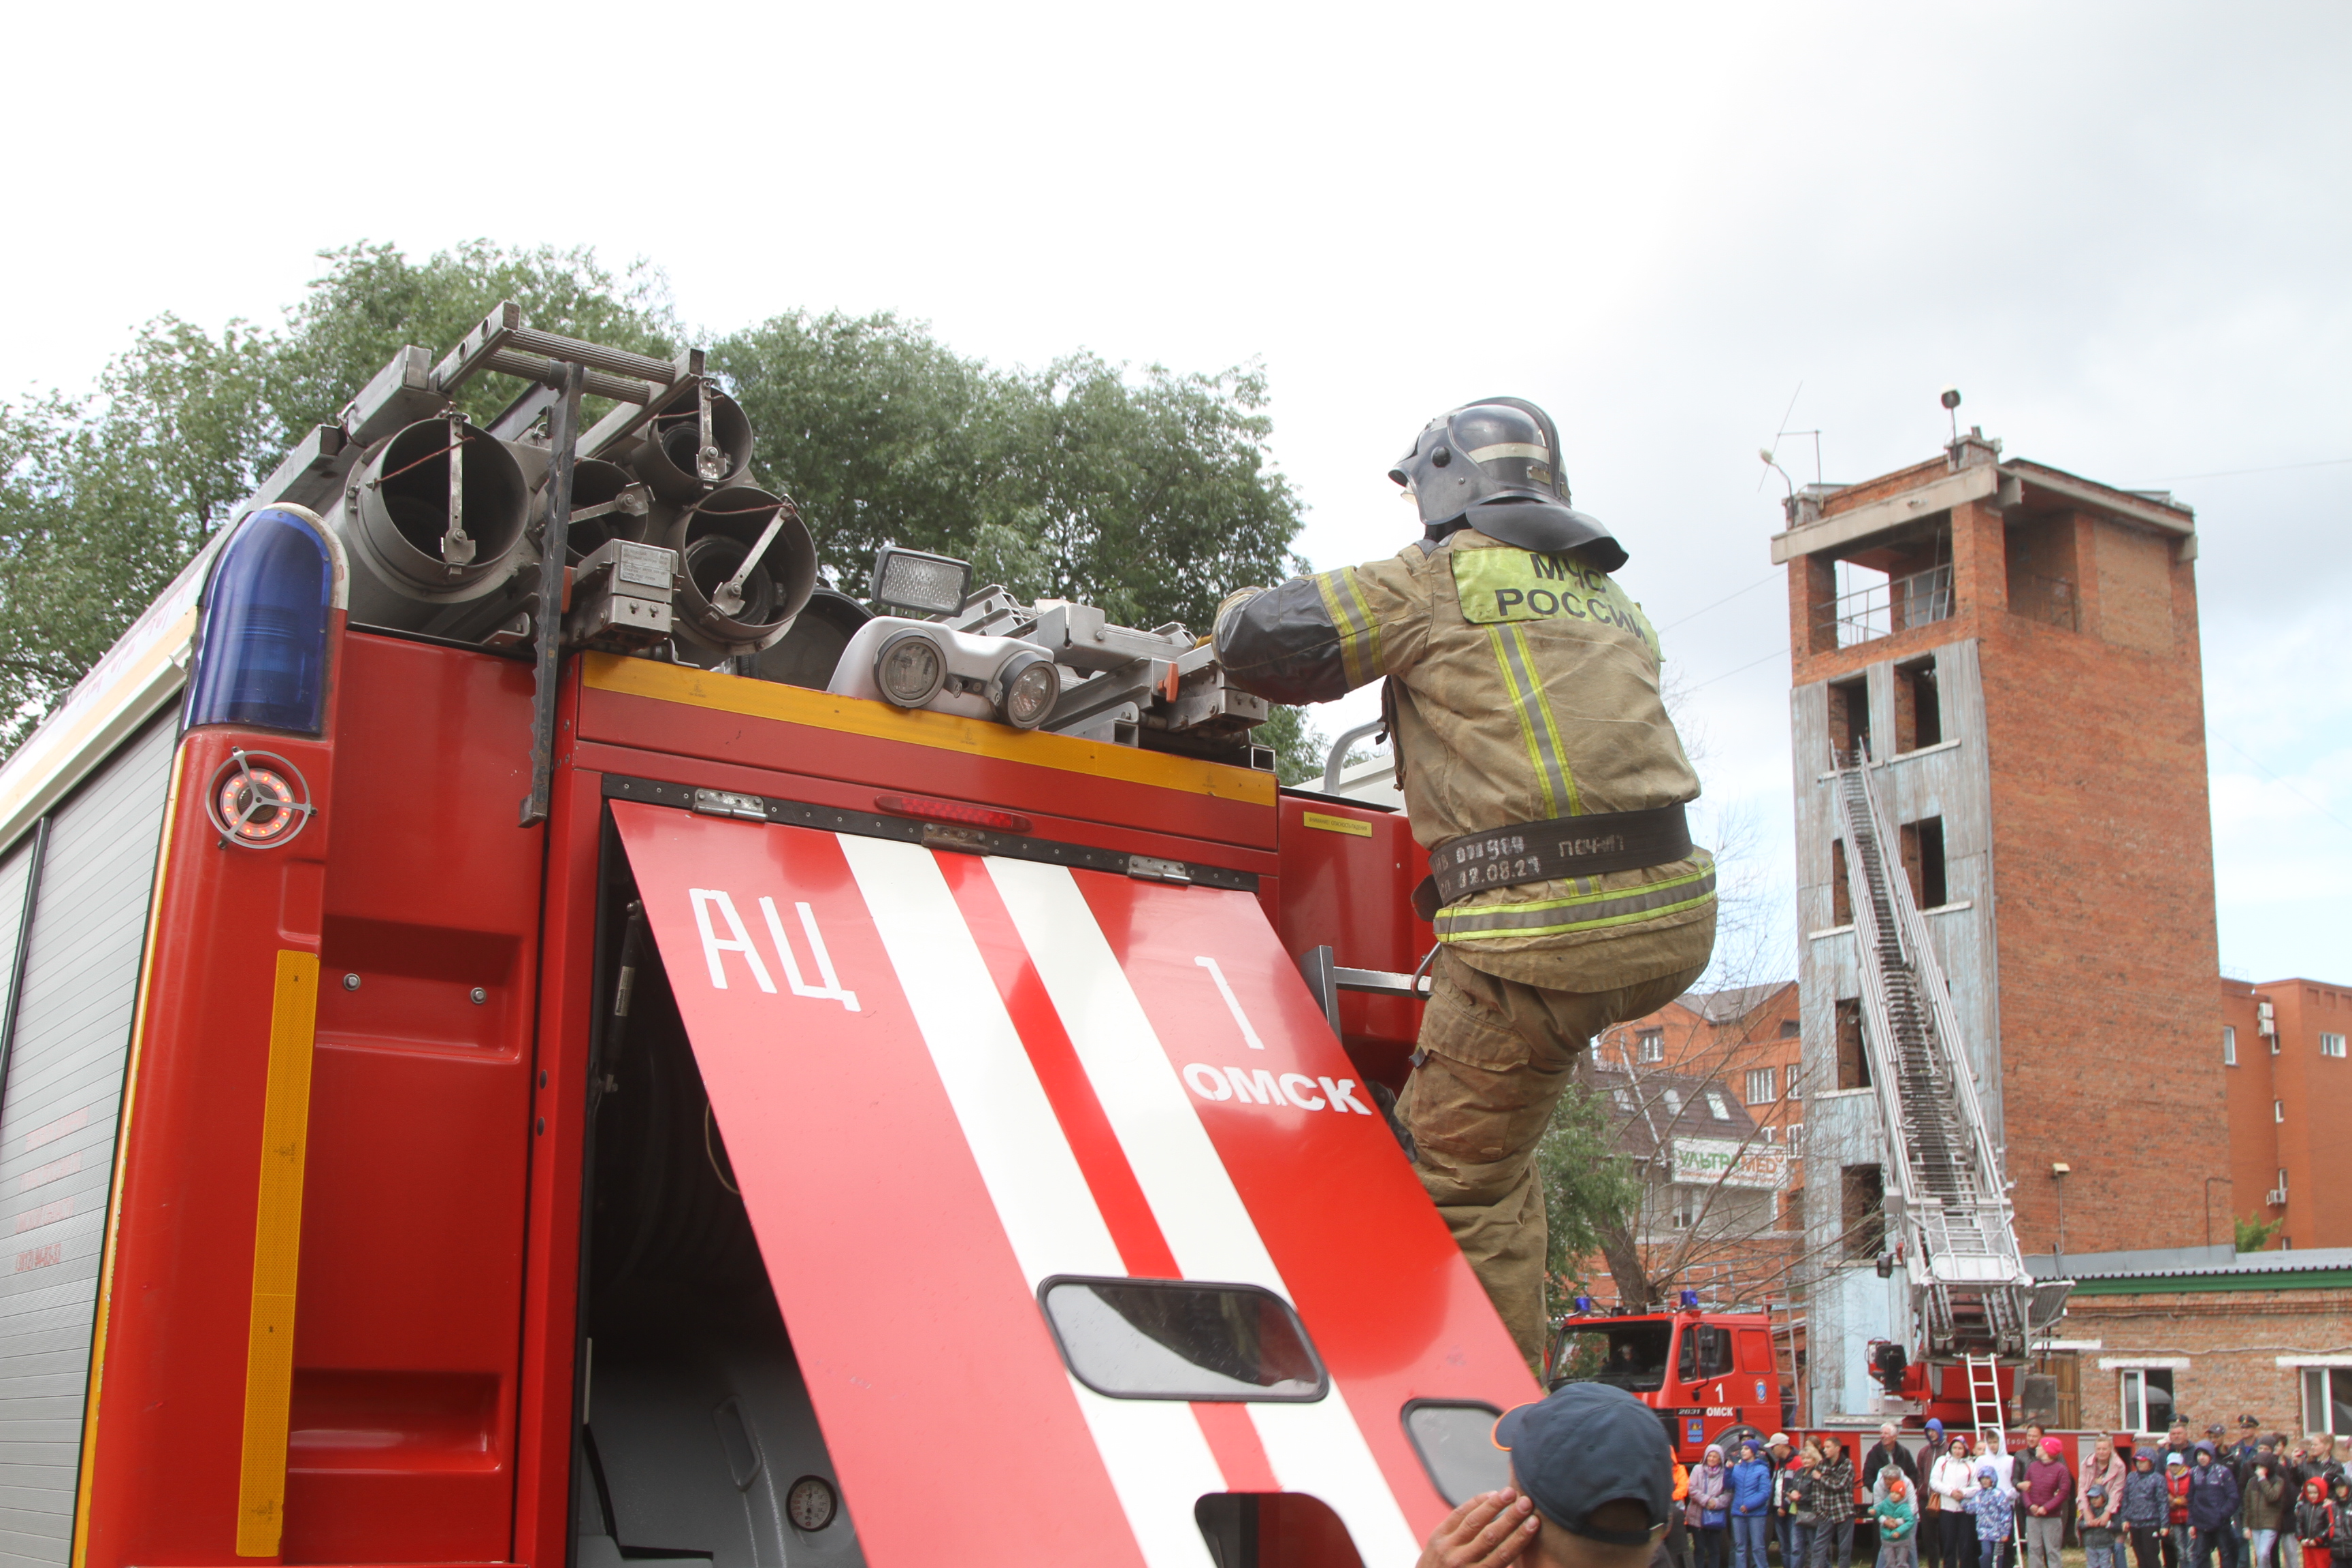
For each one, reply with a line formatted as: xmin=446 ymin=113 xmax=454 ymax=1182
xmin=1940 ymin=386 xmax=1963 ymax=444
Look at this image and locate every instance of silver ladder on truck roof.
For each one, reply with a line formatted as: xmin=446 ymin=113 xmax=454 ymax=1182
xmin=1830 ymin=743 xmax=2068 ymax=1360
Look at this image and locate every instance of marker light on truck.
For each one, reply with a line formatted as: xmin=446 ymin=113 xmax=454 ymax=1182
xmin=873 ymin=630 xmax=946 ymax=707
xmin=206 ymin=750 xmax=314 ymax=848
xmin=184 ymin=506 xmax=335 ymax=734
xmin=873 ymin=793 xmax=1033 ymax=834
xmin=994 ymin=653 xmax=1059 ymax=730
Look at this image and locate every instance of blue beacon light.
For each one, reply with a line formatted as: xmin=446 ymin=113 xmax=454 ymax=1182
xmin=184 ymin=507 xmax=336 ymax=734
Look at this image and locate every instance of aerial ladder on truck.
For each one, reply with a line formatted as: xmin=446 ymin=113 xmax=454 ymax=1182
xmin=1830 ymin=741 xmax=2071 ymax=1446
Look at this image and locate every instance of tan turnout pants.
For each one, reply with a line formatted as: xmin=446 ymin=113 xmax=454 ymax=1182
xmin=1395 ymin=947 xmax=1708 ymax=1370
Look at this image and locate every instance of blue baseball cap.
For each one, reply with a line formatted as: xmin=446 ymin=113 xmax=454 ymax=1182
xmin=1493 ymin=1382 xmax=1673 ymax=1545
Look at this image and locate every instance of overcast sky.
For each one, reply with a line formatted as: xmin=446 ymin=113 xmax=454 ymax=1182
xmin=3 ymin=2 xmax=2343 ymax=983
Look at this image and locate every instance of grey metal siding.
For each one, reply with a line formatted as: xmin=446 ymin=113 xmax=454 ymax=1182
xmin=0 ymin=717 xmax=177 ymax=1567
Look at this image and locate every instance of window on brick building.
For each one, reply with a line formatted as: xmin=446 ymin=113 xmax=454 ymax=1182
xmin=2324 ymin=1032 xmax=2347 ymax=1059
xmin=1842 ymin=1164 xmax=1884 ymax=1261
xmin=1662 ymin=1090 xmax=1683 ymax=1116
xmin=1746 ymin=1067 xmax=1778 ymax=1105
xmin=1705 ymin=1092 xmax=1731 ymax=1121
xmin=1895 ymin=658 xmax=1942 ymax=752
xmin=1786 ymin=1061 xmax=1803 ymax=1100
xmin=2223 ymin=1026 xmax=2236 ymax=1066
xmin=1830 ymin=840 xmax=1853 ymax=928
xmin=1637 ymin=1029 xmax=1665 ymax=1064
xmin=1899 ymin=817 xmax=1948 ymax=909
xmin=2119 ymin=1368 xmax=2174 ymax=1433
xmin=1787 ymin=1124 xmax=1805 ymax=1156
xmin=1829 ymin=678 xmax=1872 ymax=764
xmin=1612 ymin=1088 xmax=1633 ymax=1111
xmin=1780 ymin=1019 xmax=1799 ymax=1039
xmin=2303 ymin=1369 xmax=2352 ymax=1438
xmin=1783 ymin=1188 xmax=1803 ymax=1230
xmin=1836 ymin=999 xmax=1871 ymax=1091
xmin=2274 ymin=1100 xmax=2285 ymax=1123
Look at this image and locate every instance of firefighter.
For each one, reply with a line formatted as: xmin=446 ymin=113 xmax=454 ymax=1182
xmin=1214 ymin=397 xmax=1716 ymax=1367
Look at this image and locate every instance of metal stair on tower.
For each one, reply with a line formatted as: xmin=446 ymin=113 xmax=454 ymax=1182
xmin=1830 ymin=743 xmax=2067 ymax=1358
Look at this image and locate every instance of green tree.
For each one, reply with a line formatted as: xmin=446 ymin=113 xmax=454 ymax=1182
xmin=710 ymin=310 xmax=1000 ymax=592
xmin=990 ymin=353 xmax=1302 ymax=634
xmin=1250 ymin=705 xmax=1328 ymax=787
xmin=713 ymin=314 xmax=1305 ymax=634
xmin=0 ymin=245 xmax=1306 ymax=758
xmin=1536 ymin=1078 xmax=1647 ymax=1317
xmin=2236 ymin=1211 xmax=2285 ymax=1252
xmin=0 ymin=241 xmax=679 ymax=751
xmin=263 ymin=240 xmax=679 ymax=442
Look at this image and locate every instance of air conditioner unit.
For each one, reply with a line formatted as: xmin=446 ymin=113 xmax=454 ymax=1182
xmin=2259 ymin=1002 xmax=2277 ymax=1036
xmin=2267 ymin=1188 xmax=2288 ymax=1207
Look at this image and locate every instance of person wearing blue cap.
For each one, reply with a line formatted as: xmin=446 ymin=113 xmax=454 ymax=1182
xmin=1417 ymin=1382 xmax=1676 ymax=1568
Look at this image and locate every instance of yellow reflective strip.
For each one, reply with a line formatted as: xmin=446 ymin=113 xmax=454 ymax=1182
xmin=1486 ymin=627 xmax=1558 ymax=818
xmin=1314 ymin=572 xmax=1370 ymax=687
xmin=1435 ymin=860 xmax=1718 ymax=920
xmin=579 ymin=655 xmax=1277 ymax=808
xmin=235 ymin=950 xmax=321 ymax=1556
xmin=71 ymin=743 xmax=188 ymax=1568
xmin=1301 ymin=811 xmax=1375 ymax=837
xmin=1341 ymin=567 xmax=1385 ymax=677
xmin=1435 ymin=889 xmax=1718 ymax=941
xmin=1512 ymin=624 xmax=1582 ymax=815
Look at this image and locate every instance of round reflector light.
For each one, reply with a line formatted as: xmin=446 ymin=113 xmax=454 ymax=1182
xmin=873 ymin=631 xmax=946 ymax=708
xmin=206 ymin=751 xmax=314 ymax=848
xmin=996 ymin=655 xmax=1059 ymax=731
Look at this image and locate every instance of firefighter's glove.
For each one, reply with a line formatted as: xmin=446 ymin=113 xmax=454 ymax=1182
xmin=1213 ymin=587 xmax=1267 ymax=655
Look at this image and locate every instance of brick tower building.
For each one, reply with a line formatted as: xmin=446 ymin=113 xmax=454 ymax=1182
xmin=1774 ymin=428 xmax=2224 ymax=1418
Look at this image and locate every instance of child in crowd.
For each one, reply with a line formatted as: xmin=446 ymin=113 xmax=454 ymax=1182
xmin=2294 ymin=1475 xmax=2334 ymax=1568
xmin=2170 ymin=1454 xmax=2196 ymax=1568
xmin=1970 ymin=1463 xmax=2016 ymax=1568
xmin=2082 ymin=1486 xmax=2120 ymax=1568
xmin=2123 ymin=1450 xmax=2172 ymax=1568
xmin=1878 ymin=1475 xmax=1921 ymax=1568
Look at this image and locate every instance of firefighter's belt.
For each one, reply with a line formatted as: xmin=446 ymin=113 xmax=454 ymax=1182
xmin=1415 ymin=802 xmax=1693 ymax=919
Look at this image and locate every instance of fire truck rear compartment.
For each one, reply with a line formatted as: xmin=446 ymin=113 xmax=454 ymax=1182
xmin=580 ymin=862 xmax=865 ymax=1567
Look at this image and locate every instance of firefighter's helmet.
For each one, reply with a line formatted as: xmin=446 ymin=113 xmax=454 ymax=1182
xmin=1388 ymin=397 xmax=1628 ymax=571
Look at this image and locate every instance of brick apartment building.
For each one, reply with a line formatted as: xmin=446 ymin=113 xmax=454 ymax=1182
xmin=2221 ymin=977 xmax=2352 ymax=1249
xmin=1578 ymin=985 xmax=1804 ymax=1307
xmin=1771 ymin=427 xmax=2226 ymax=1421
xmin=1575 ymin=1061 xmax=1793 ymax=1308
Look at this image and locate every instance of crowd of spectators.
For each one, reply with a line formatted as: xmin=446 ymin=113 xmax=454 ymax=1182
xmin=1659 ymin=1415 xmax=2352 ymax=1568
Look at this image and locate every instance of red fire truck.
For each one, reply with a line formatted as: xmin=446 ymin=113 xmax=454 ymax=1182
xmin=1549 ymin=1305 xmax=1796 ymax=1461
xmin=0 ymin=312 xmax=1535 ymax=1568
